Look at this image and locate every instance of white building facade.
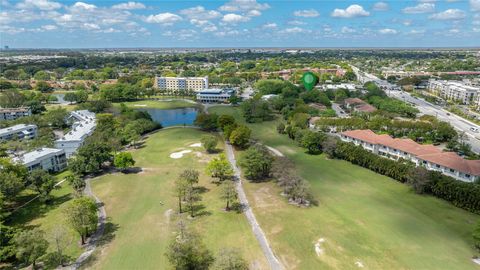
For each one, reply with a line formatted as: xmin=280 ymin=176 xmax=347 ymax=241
xmin=196 ymin=89 xmax=234 ymax=103
xmin=0 ymin=124 xmax=37 ymax=141
xmin=155 ymin=76 xmax=208 ymax=95
xmin=55 ymin=110 xmax=96 ymax=157
xmin=0 ymin=107 xmax=32 ymax=121
xmin=428 ymin=80 xmax=480 ymax=105
xmin=14 ymin=148 xmax=67 ymax=172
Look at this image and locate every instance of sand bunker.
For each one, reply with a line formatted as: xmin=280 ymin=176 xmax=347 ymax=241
xmin=314 ymin=238 xmax=326 ymax=256
xmin=189 ymin=143 xmax=202 ymax=147
xmin=133 ymin=104 xmax=147 ymax=107
xmin=355 ymin=261 xmax=364 ymax=268
xmin=170 ymin=150 xmax=192 ymax=159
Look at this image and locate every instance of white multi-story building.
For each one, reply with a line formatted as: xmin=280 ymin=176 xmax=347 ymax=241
xmin=14 ymin=148 xmax=67 ymax=172
xmin=0 ymin=107 xmax=32 ymax=121
xmin=154 ymin=76 xmax=208 ymax=94
xmin=340 ymin=129 xmax=480 ymax=182
xmin=428 ymin=80 xmax=480 ymax=105
xmin=0 ymin=124 xmax=37 ymax=141
xmin=54 ymin=110 xmax=96 ymax=157
xmin=196 ymin=89 xmax=235 ymax=103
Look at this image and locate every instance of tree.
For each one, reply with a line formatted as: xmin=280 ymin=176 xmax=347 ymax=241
xmin=0 ymin=158 xmax=28 ymax=202
xmin=194 ymin=113 xmax=219 ymax=131
xmin=290 ymin=113 xmax=310 ymax=129
xmin=473 ymin=221 xmax=480 ymax=251
xmin=217 ymin=115 xmax=236 ymax=130
xmin=165 ymin=221 xmax=214 ymax=270
xmin=49 ymin=226 xmax=72 ymax=267
xmin=240 ymin=98 xmax=272 ymax=123
xmin=213 ymin=248 xmax=248 ymax=270
xmin=14 ymin=228 xmax=49 ymax=269
xmin=66 ymin=173 xmax=85 ymax=197
xmin=201 ymin=135 xmax=218 ymax=153
xmin=321 ymin=137 xmax=337 ymax=158
xmin=174 ymin=176 xmax=189 ymax=213
xmin=64 ymin=92 xmax=77 ymax=104
xmin=240 ymin=145 xmax=273 ymax=181
xmin=206 ymin=154 xmax=234 ymax=182
xmin=44 ymin=108 xmax=69 ymax=128
xmin=36 ymin=81 xmax=53 ymax=93
xmin=220 ymin=180 xmax=237 ymax=211
xmin=229 ymin=125 xmax=251 ymax=149
xmin=114 ymin=152 xmax=136 ymax=172
xmin=64 ymin=197 xmax=98 ymax=245
xmin=69 ymin=140 xmax=112 ymax=175
xmin=407 ymin=167 xmax=432 ymax=194
xmin=300 ymin=131 xmax=326 ymax=154
xmin=185 ymin=185 xmax=201 ymax=218
xmin=277 ymin=122 xmax=286 ymax=134
xmin=28 ymin=169 xmax=57 ymax=202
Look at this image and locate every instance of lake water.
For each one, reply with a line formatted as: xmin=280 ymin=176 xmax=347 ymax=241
xmin=138 ymin=107 xmax=198 ymax=127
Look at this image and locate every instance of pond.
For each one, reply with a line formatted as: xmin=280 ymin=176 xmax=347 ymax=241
xmin=51 ymin=93 xmax=69 ymax=104
xmin=137 ymin=107 xmax=199 ymax=127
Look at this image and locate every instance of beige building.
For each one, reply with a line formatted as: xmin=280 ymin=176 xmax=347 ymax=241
xmin=154 ymin=76 xmax=208 ymax=95
xmin=428 ymin=80 xmax=479 ymax=105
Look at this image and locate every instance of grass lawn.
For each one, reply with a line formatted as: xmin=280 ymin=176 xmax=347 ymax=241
xmin=6 ymin=171 xmax=83 ymax=265
xmin=112 ymin=99 xmax=199 ymax=110
xmin=85 ymin=128 xmax=268 ymax=269
xmin=208 ymin=106 xmax=480 ymax=270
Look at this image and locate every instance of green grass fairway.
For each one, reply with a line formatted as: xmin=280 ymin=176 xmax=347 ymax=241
xmin=208 ymin=106 xmax=480 ymax=270
xmin=87 ymin=128 xmax=268 ymax=269
xmin=113 ymin=99 xmax=198 ymax=110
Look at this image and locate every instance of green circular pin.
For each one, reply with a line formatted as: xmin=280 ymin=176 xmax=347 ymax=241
xmin=302 ymin=71 xmax=318 ymax=91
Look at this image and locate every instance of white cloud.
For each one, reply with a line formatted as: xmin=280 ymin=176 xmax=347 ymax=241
xmin=287 ymin=20 xmax=306 ymax=26
xmin=112 ymin=2 xmax=145 ymax=10
xmin=221 ymin=13 xmax=250 ymax=23
xmin=0 ymin=25 xmax=26 ymax=34
xmin=16 ymin=0 xmax=61 ymax=10
xmin=341 ymin=26 xmax=355 ymax=33
xmin=429 ymin=9 xmax=466 ymax=20
xmin=144 ymin=13 xmax=182 ymax=24
xmin=202 ymin=25 xmax=217 ymax=32
xmin=219 ymin=0 xmax=270 ymax=12
xmin=373 ymin=2 xmax=389 ymax=11
xmin=331 ymin=5 xmax=370 ymax=18
xmin=82 ymin=23 xmax=100 ymax=30
xmin=262 ymin=22 xmax=277 ymax=29
xmin=403 ymin=19 xmax=413 ymax=26
xmin=179 ymin=6 xmax=221 ymax=20
xmin=379 ymin=28 xmax=397 ymax=34
xmin=471 ymin=0 xmax=480 ymax=11
xmin=72 ymin=2 xmax=97 ymax=10
xmin=449 ymin=28 xmax=460 ymax=33
xmin=279 ymin=27 xmax=311 ymax=34
xmin=409 ymin=29 xmax=425 ymax=34
xmin=247 ymin=10 xmax=261 ymax=16
xmin=293 ymin=9 xmax=319 ymax=18
xmin=402 ymin=3 xmax=435 ymax=14
xmin=41 ymin=24 xmax=57 ymax=30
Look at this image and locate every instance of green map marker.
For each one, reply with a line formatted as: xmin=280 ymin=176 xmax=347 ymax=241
xmin=302 ymin=71 xmax=318 ymax=91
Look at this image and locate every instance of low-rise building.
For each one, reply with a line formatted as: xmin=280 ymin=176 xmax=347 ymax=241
xmin=14 ymin=148 xmax=67 ymax=172
xmin=196 ymin=88 xmax=235 ymax=103
xmin=54 ymin=110 xmax=96 ymax=157
xmin=154 ymin=76 xmax=208 ymax=94
xmin=0 ymin=107 xmax=32 ymax=121
xmin=343 ymin=98 xmax=377 ymax=113
xmin=428 ymin=80 xmax=480 ymax=105
xmin=340 ymin=129 xmax=480 ymax=182
xmin=0 ymin=124 xmax=37 ymax=141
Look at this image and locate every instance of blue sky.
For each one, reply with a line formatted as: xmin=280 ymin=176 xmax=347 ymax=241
xmin=1 ymin=0 xmax=479 ymax=48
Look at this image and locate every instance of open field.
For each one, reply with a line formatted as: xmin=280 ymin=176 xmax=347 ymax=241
xmin=86 ymin=128 xmax=268 ymax=269
xmin=113 ymin=99 xmax=198 ymax=110
xmin=208 ymin=106 xmax=480 ymax=270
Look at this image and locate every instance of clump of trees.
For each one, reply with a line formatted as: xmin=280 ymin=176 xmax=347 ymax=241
xmin=201 ymin=135 xmax=218 ymax=153
xmin=64 ymin=197 xmax=98 ymax=245
xmin=114 ymin=152 xmax=136 ymax=172
xmin=206 ymin=154 xmax=234 ymax=182
xmin=240 ymin=98 xmax=273 ymax=123
xmin=240 ymin=145 xmax=273 ymax=181
xmin=174 ymin=169 xmax=202 ymax=217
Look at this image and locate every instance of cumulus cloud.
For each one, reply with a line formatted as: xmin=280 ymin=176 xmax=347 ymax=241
xmin=219 ymin=0 xmax=270 ymax=12
xmin=341 ymin=26 xmax=356 ymax=33
xmin=293 ymin=9 xmax=319 ymax=18
xmin=372 ymin=2 xmax=389 ymax=11
xmin=180 ymin=6 xmax=221 ymax=20
xmin=402 ymin=3 xmax=435 ymax=14
xmin=144 ymin=12 xmax=182 ymax=24
xmin=262 ymin=22 xmax=277 ymax=29
xmin=221 ymin=13 xmax=250 ymax=23
xmin=112 ymin=2 xmax=146 ymax=10
xmin=429 ymin=9 xmax=466 ymax=20
xmin=331 ymin=5 xmax=370 ymax=18
xmin=279 ymin=27 xmax=311 ymax=34
xmin=247 ymin=10 xmax=261 ymax=16
xmin=409 ymin=29 xmax=426 ymax=35
xmin=471 ymin=0 xmax=480 ymax=11
xmin=287 ymin=20 xmax=306 ymax=25
xmin=379 ymin=28 xmax=397 ymax=34
xmin=16 ymin=0 xmax=61 ymax=10
xmin=72 ymin=2 xmax=96 ymax=10
xmin=41 ymin=24 xmax=57 ymax=30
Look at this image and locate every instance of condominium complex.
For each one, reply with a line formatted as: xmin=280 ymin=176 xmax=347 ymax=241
xmin=0 ymin=107 xmax=32 ymax=121
xmin=428 ymin=80 xmax=480 ymax=105
xmin=154 ymin=76 xmax=208 ymax=94
xmin=340 ymin=129 xmax=480 ymax=182
xmin=0 ymin=124 xmax=37 ymax=141
xmin=196 ymin=88 xmax=235 ymax=103
xmin=14 ymin=148 xmax=67 ymax=172
xmin=54 ymin=110 xmax=96 ymax=157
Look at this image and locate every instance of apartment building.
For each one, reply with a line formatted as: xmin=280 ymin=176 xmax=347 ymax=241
xmin=0 ymin=124 xmax=37 ymax=141
xmin=154 ymin=76 xmax=208 ymax=94
xmin=196 ymin=88 xmax=235 ymax=103
xmin=14 ymin=148 xmax=67 ymax=172
xmin=54 ymin=110 xmax=96 ymax=157
xmin=340 ymin=129 xmax=480 ymax=182
xmin=0 ymin=107 xmax=32 ymax=121
xmin=428 ymin=80 xmax=480 ymax=105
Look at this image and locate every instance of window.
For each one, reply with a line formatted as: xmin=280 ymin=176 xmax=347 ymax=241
xmin=449 ymin=168 xmax=454 ymax=173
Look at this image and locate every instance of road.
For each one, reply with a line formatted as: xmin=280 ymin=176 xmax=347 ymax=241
xmin=331 ymin=103 xmax=348 ymax=118
xmin=351 ymin=65 xmax=480 ymax=153
xmin=224 ymin=141 xmax=284 ymax=270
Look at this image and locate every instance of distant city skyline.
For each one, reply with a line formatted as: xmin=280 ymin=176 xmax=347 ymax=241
xmin=1 ymin=0 xmax=480 ymax=48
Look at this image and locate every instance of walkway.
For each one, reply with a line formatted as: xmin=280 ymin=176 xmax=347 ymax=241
xmin=224 ymin=141 xmax=284 ymax=270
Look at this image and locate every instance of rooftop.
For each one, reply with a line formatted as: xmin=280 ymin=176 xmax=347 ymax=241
xmin=0 ymin=124 xmax=36 ymax=136
xmin=56 ymin=110 xmax=96 ymax=142
xmin=14 ymin=148 xmax=64 ymax=165
xmin=0 ymin=107 xmax=30 ymax=113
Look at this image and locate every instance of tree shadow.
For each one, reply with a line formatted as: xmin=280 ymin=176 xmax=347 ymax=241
xmin=230 ymin=202 xmax=247 ymax=214
xmin=191 ymin=204 xmax=211 ymax=217
xmin=194 ymin=186 xmax=209 ymax=194
xmin=122 ymin=167 xmax=143 ymax=174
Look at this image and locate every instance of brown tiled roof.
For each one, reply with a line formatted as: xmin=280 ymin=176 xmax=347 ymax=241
xmin=341 ymin=129 xmax=480 ymax=175
xmin=344 ymin=98 xmax=365 ymax=105
xmin=354 ymin=104 xmax=377 ymax=113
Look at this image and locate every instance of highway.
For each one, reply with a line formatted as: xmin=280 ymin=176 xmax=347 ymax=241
xmin=351 ymin=65 xmax=480 ymax=153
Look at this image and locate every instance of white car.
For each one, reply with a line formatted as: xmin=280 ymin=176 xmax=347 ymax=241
xmin=470 ymin=127 xmax=479 ymax=133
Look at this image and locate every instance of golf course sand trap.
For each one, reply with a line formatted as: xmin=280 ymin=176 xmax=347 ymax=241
xmin=133 ymin=104 xmax=147 ymax=107
xmin=189 ymin=143 xmax=202 ymax=147
xmin=355 ymin=261 xmax=365 ymax=268
xmin=169 ymin=149 xmax=192 ymax=159
xmin=314 ymin=238 xmax=326 ymax=256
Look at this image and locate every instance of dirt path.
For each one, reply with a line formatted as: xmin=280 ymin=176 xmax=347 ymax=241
xmin=265 ymin=146 xmax=284 ymax=157
xmin=69 ymin=178 xmax=106 ymax=270
xmin=224 ymin=141 xmax=284 ymax=270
